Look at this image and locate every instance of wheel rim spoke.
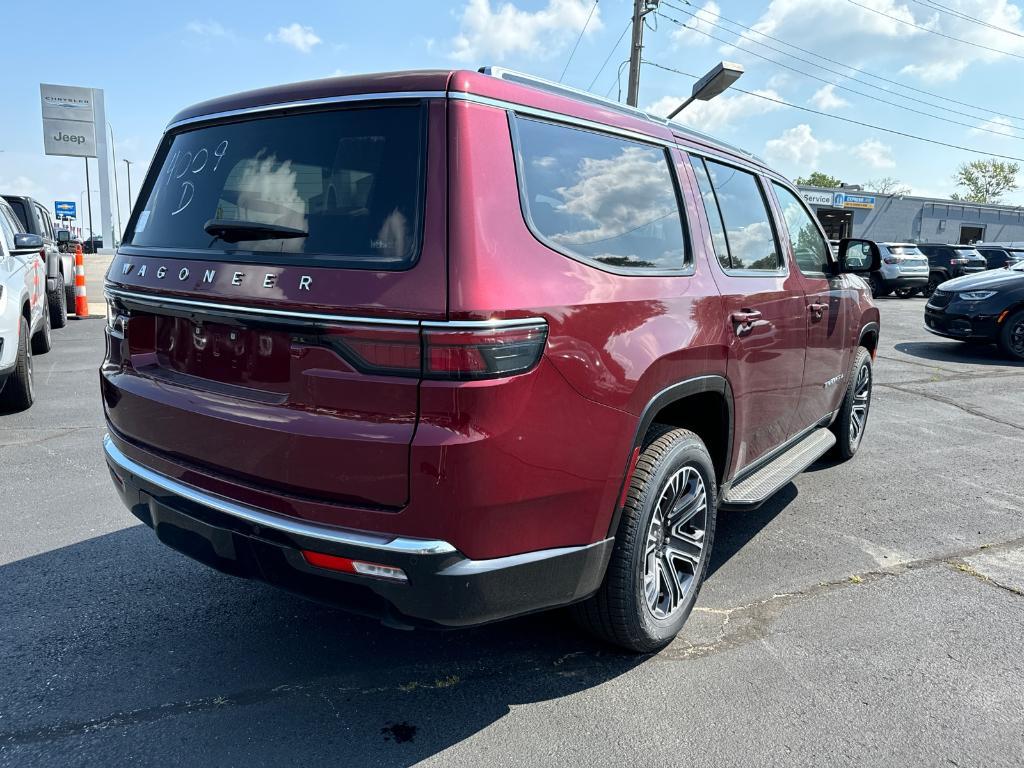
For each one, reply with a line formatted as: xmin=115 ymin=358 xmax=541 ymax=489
xmin=642 ymin=466 xmax=709 ymax=620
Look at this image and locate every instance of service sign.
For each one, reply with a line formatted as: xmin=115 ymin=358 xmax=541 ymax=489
xmin=801 ymin=190 xmax=836 ymax=206
xmin=42 ymin=117 xmax=97 ymax=158
xmin=842 ymin=194 xmax=876 ymax=209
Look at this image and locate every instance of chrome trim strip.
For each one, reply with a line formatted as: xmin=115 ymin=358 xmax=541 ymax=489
xmin=439 ymin=538 xmax=612 ymax=576
xmin=104 ymin=286 xmax=545 ymax=329
xmin=166 ymin=90 xmax=447 ymax=130
xmin=103 ymin=435 xmax=457 ymax=555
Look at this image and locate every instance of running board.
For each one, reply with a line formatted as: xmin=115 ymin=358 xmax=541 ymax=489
xmin=720 ymin=428 xmax=836 ymax=510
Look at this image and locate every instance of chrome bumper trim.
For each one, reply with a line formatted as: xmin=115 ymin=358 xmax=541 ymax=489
xmin=102 ymin=435 xmax=457 ymax=555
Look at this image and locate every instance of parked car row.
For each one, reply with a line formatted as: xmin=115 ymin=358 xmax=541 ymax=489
xmin=0 ymin=194 xmax=71 ymax=413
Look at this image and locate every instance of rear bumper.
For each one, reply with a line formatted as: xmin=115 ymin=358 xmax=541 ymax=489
xmin=103 ymin=435 xmax=612 ymax=628
xmin=881 ymin=274 xmax=928 ymax=290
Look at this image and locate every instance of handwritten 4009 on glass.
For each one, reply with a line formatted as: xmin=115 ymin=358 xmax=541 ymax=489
xmin=163 ymin=140 xmax=230 ymax=216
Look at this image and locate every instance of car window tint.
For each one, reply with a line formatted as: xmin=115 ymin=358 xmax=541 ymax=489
xmin=703 ymin=160 xmax=780 ymax=271
xmin=772 ymin=182 xmax=830 ymax=274
xmin=515 ymin=117 xmax=688 ymax=271
xmin=6 ymin=199 xmax=29 ymax=231
xmin=689 ymin=157 xmax=730 ymax=270
xmin=0 ymin=207 xmax=17 ymax=250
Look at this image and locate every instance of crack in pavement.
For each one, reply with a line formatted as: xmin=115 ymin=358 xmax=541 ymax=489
xmin=5 ymin=536 xmax=1024 ymax=747
xmin=875 ymin=382 xmax=1024 ymax=432
xmin=0 ymin=425 xmax=105 ymax=450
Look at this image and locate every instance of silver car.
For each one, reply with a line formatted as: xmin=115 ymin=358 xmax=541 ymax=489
xmin=871 ymin=242 xmax=930 ymax=298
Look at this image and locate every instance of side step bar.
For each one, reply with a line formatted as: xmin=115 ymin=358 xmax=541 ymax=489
xmin=720 ymin=428 xmax=836 ymax=510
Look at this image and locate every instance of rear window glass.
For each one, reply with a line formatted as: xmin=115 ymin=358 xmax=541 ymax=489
xmin=6 ymin=199 xmax=29 ymax=231
xmin=955 ymin=248 xmax=983 ymax=257
xmin=125 ymin=104 xmax=427 ymax=269
xmin=888 ymin=246 xmax=922 ymax=256
xmin=513 ymin=116 xmax=688 ymax=272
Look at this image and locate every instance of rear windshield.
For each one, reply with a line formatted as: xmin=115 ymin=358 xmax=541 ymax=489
xmin=888 ymin=246 xmax=922 ymax=256
xmin=125 ymin=104 xmax=427 ymax=269
xmin=955 ymin=248 xmax=983 ymax=257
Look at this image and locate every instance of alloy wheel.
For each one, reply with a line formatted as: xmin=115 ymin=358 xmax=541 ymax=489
xmin=849 ymin=362 xmax=871 ymax=450
xmin=25 ymin=344 xmax=33 ymax=400
xmin=643 ymin=466 xmax=708 ymax=620
xmin=1010 ymin=318 xmax=1024 ymax=357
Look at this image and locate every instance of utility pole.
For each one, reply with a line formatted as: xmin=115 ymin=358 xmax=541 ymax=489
xmin=626 ymin=0 xmax=659 ymax=107
xmin=108 ymin=123 xmax=122 ymax=244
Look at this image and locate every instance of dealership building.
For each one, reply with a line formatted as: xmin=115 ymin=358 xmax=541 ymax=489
xmin=796 ymin=185 xmax=1024 ymax=245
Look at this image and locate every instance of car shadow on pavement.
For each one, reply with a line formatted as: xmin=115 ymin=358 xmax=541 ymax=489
xmin=2 ymin=485 xmax=799 ymax=765
xmin=895 ymin=340 xmax=1016 ymax=366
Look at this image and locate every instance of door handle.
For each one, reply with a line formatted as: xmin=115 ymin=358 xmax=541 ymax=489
xmin=731 ymin=309 xmax=763 ymax=337
xmin=808 ymin=302 xmax=828 ymax=321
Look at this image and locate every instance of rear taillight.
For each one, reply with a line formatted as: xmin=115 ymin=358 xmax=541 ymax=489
xmin=949 ymin=257 xmax=967 ymax=265
xmin=317 ymin=320 xmax=548 ymax=381
xmin=883 ymin=256 xmax=898 ymax=264
xmin=39 ymin=248 xmax=46 ymax=262
xmin=423 ymin=323 xmax=548 ymax=380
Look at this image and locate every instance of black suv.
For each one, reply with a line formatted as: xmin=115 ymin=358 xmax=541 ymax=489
xmin=976 ymin=245 xmax=1024 ymax=270
xmin=1 ymin=195 xmax=71 ymax=327
xmin=917 ymin=244 xmax=988 ymax=297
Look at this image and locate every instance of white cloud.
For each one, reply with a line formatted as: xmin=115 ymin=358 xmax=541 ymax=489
xmin=809 ymin=84 xmax=849 ymax=111
xmin=186 ymin=20 xmax=232 ymax=38
xmin=449 ymin=0 xmax=603 ymax=62
xmin=852 ymin=139 xmax=896 ymax=169
xmin=744 ymin=0 xmax=1024 ymax=85
xmin=670 ymin=1 xmax=721 ymax=47
xmin=646 ymin=89 xmax=783 ymax=133
xmin=969 ymin=116 xmax=1016 ymax=138
xmin=265 ymin=23 xmax=322 ymax=53
xmin=763 ymin=124 xmax=839 ymax=172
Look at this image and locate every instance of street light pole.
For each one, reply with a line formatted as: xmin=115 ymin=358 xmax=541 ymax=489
xmin=84 ymin=159 xmax=94 ymax=246
xmin=666 ymin=61 xmax=744 ymax=119
xmin=626 ymin=0 xmax=659 ymax=107
xmin=107 ymin=123 xmax=122 ymax=244
xmin=124 ymin=159 xmax=134 ymax=209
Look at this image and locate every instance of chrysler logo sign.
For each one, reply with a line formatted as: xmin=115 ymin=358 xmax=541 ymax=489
xmin=120 ymin=262 xmax=313 ymax=290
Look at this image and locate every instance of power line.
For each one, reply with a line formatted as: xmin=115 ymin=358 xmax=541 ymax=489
xmin=588 ymin=18 xmax=631 ymax=91
xmin=656 ymin=7 xmax=1024 ymax=140
xmin=644 ymin=60 xmax=1024 ymax=163
xmin=846 ymin=0 xmax=1024 ymax=60
xmin=559 ymin=0 xmax=600 ymax=83
xmin=662 ymin=0 xmax=1024 ymax=123
xmin=911 ymin=0 xmax=1024 ymax=40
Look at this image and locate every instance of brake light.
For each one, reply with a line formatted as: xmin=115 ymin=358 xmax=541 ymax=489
xmin=319 ymin=320 xmax=548 ymax=380
xmin=883 ymin=256 xmax=898 ymax=264
xmin=949 ymin=257 xmax=967 ymax=265
xmin=423 ymin=323 xmax=548 ymax=380
xmin=39 ymin=247 xmax=46 ymax=263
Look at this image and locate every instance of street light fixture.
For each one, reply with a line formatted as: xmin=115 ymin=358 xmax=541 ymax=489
xmin=666 ymin=61 xmax=744 ymax=119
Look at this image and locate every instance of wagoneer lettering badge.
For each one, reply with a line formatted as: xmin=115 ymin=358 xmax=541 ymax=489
xmin=118 ymin=262 xmax=311 ymax=290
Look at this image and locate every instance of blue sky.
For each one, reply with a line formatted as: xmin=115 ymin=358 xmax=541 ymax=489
xmin=3 ymin=0 xmax=1024 ymax=236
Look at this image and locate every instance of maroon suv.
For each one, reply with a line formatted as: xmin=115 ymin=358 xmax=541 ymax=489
xmin=101 ymin=68 xmax=880 ymax=652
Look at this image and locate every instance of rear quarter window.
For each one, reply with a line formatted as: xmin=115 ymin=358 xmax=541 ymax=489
xmin=124 ymin=103 xmax=428 ymax=269
xmin=512 ymin=116 xmax=689 ymax=273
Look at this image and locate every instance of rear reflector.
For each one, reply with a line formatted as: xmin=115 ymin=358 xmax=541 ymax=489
xmin=315 ymin=320 xmax=548 ymax=381
xmin=301 ymin=550 xmax=408 ymax=582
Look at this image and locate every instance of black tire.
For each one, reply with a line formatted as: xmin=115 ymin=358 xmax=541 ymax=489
xmin=0 ymin=317 xmax=34 ymax=412
xmin=48 ymin=277 xmax=68 ymax=329
xmin=65 ymin=275 xmax=75 ymax=313
xmin=921 ymin=273 xmax=944 ymax=298
xmin=997 ymin=309 xmax=1024 ymax=361
xmin=31 ymin=306 xmax=52 ymax=355
xmin=869 ymin=274 xmax=886 ymax=298
xmin=573 ymin=426 xmax=717 ymax=653
xmin=895 ymin=287 xmax=917 ymax=299
xmin=830 ymin=347 xmax=872 ymax=461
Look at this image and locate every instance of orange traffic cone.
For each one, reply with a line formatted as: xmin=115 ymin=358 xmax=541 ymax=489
xmin=73 ymin=245 xmax=89 ymax=318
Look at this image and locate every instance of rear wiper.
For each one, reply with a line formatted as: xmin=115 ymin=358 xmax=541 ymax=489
xmin=203 ymin=219 xmax=308 ymax=243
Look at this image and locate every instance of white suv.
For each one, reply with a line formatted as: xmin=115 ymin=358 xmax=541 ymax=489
xmin=0 ymin=198 xmax=51 ymax=412
xmin=870 ymin=242 xmax=930 ymax=298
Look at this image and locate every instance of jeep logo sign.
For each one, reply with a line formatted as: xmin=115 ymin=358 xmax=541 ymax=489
xmin=40 ymin=84 xmax=98 ymax=158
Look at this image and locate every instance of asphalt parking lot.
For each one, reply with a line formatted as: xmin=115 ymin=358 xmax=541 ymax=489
xmin=2 ymin=283 xmax=1023 ymax=767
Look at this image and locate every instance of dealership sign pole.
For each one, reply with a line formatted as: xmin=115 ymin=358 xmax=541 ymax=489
xmin=40 ymin=84 xmax=113 ymax=250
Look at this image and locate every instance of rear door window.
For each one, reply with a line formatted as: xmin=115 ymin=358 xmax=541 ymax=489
xmin=513 ymin=116 xmax=689 ymax=272
xmin=125 ymin=104 xmax=428 ymax=269
xmin=698 ymin=158 xmax=781 ymax=272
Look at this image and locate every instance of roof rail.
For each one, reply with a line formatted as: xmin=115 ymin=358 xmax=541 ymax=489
xmin=479 ymin=66 xmax=762 ymax=164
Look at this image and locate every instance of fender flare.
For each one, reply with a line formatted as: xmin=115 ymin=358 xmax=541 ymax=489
xmin=858 ymin=321 xmax=880 ymax=349
xmin=607 ymin=375 xmax=734 ymax=537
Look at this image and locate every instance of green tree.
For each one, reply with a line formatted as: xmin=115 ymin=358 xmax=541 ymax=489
xmin=951 ymin=159 xmax=1020 ymax=204
xmin=866 ymin=177 xmax=911 ymax=195
xmin=793 ymin=171 xmax=843 ymax=188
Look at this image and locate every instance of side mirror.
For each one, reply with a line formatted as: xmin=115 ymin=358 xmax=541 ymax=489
xmin=13 ymin=233 xmax=44 ymax=253
xmin=837 ymin=238 xmax=880 ymax=274
xmin=56 ymin=229 xmax=71 ymax=243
